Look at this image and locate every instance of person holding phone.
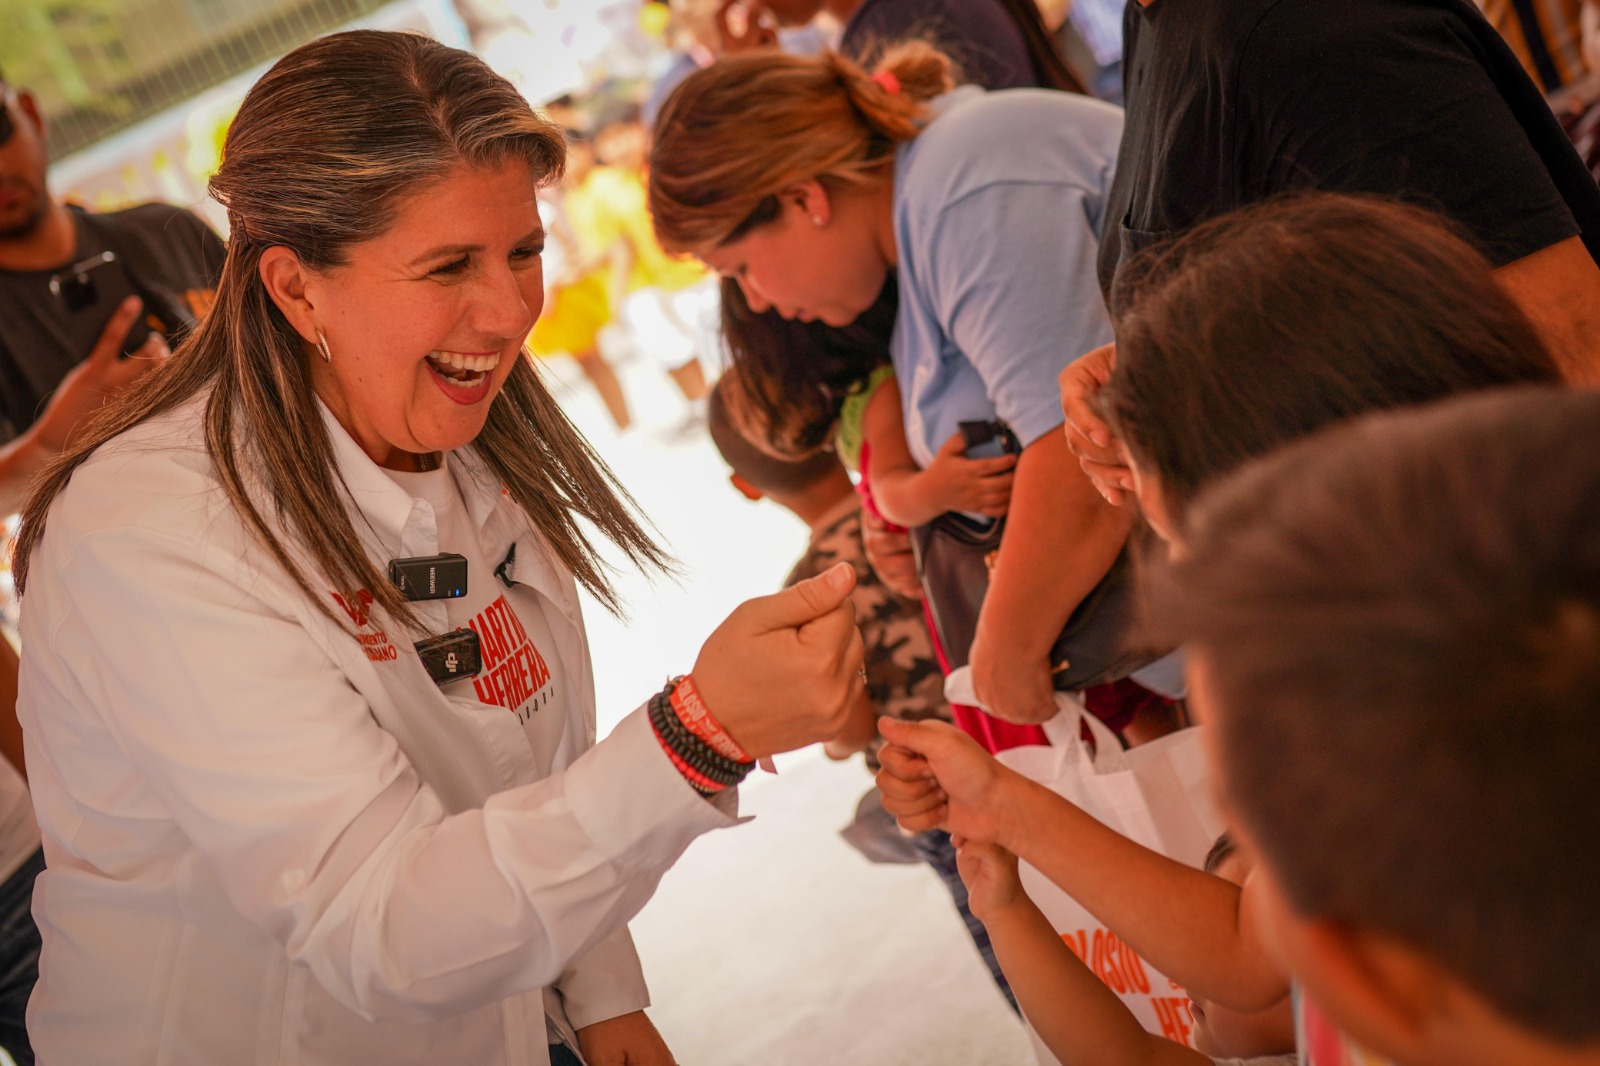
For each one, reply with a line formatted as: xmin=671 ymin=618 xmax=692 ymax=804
xmin=650 ymin=44 xmax=1135 ymax=727
xmin=0 ymin=66 xmax=225 ymax=512
xmin=12 ymin=32 xmax=864 ymax=1066
xmin=0 ymin=64 xmax=224 ymax=1066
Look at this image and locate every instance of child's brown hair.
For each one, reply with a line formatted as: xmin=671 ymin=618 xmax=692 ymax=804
xmin=1102 ymin=193 xmax=1559 ymax=531
xmin=1151 ymin=387 xmax=1600 ymax=1044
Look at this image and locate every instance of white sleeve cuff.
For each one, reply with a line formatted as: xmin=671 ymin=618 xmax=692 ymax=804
xmin=563 ymin=705 xmax=744 ymax=875
xmin=556 ymin=926 xmax=651 ymax=1030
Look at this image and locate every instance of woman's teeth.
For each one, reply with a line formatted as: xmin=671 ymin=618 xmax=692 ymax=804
xmin=426 ymin=351 xmax=499 ymax=383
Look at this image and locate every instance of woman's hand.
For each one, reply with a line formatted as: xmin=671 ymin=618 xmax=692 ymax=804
xmin=968 ymin=627 xmax=1057 ymax=725
xmin=859 ymin=509 xmax=923 ymax=600
xmin=691 ymin=562 xmax=866 ymax=759
xmin=575 ymin=1010 xmax=675 ymax=1066
xmin=955 ymin=839 xmax=1025 ymax=924
xmin=873 ymin=718 xmax=1023 ymax=843
xmin=1059 ymin=344 xmax=1133 ymax=505
xmin=921 ymin=432 xmax=1017 ymax=517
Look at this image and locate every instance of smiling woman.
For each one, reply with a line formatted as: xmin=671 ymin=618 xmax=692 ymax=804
xmin=7 ymin=29 xmax=866 ymax=1066
xmin=260 ymin=161 xmax=548 ymax=469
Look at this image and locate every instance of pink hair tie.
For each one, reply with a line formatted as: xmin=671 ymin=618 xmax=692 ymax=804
xmin=870 ymin=70 xmax=901 ymax=95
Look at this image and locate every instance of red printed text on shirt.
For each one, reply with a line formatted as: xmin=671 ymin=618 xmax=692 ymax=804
xmin=468 ymin=595 xmax=554 ymax=723
xmin=331 ymin=590 xmax=399 ymax=663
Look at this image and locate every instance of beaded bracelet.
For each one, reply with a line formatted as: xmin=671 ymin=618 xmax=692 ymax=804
xmin=650 ymin=693 xmax=747 ymax=787
xmin=649 ymin=697 xmax=744 ymax=793
xmin=648 ymin=681 xmax=753 ymax=793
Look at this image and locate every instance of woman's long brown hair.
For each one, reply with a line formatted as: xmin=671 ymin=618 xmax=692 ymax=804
xmin=14 ymin=30 xmax=671 ymax=631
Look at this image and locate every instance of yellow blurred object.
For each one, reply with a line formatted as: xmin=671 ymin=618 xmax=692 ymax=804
xmin=567 ymin=166 xmax=708 ymax=293
xmin=639 ymin=0 xmax=673 ymax=39
xmin=529 ymin=273 xmax=611 ymax=357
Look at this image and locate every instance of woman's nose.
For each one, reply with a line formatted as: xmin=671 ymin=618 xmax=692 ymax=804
xmin=475 ymin=265 xmax=535 ymax=340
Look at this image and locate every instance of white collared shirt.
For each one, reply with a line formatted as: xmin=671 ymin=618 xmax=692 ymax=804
xmin=17 ymin=393 xmax=739 ymax=1065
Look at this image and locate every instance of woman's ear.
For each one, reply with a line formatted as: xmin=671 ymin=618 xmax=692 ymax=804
xmin=257 ymin=246 xmax=321 ymax=345
xmin=780 ymin=179 xmax=832 ymax=227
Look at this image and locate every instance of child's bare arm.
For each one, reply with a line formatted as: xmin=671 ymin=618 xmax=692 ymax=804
xmin=1003 ymin=787 xmax=1289 ymax=1013
xmin=860 ymin=380 xmax=939 ymax=526
xmin=876 ymin=718 xmax=1292 ymax=1012
xmin=960 ymin=841 xmax=1211 ymax=1066
xmin=863 ymin=381 xmax=1015 ymax=527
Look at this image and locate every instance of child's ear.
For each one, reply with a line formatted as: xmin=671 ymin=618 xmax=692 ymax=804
xmin=1291 ymin=918 xmax=1449 ymax=1065
xmin=729 ymin=474 xmax=764 ymax=502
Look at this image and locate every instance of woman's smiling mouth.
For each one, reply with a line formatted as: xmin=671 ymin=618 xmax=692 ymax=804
xmin=424 ymin=350 xmax=501 ymax=401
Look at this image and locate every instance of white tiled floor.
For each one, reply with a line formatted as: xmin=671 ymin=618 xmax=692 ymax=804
xmin=541 ymin=351 xmax=1036 ymax=1065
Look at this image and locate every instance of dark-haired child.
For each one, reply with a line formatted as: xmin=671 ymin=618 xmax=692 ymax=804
xmin=1152 ymin=387 xmax=1600 ymax=1066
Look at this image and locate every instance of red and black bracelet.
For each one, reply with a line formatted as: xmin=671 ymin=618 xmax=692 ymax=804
xmin=648 ymin=680 xmax=753 ymax=794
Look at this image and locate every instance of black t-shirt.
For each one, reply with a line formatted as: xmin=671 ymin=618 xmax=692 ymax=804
xmin=1098 ymin=0 xmax=1600 ymax=300
xmin=0 ymin=203 xmax=226 ymax=441
xmin=842 ymin=0 xmax=1039 ymax=90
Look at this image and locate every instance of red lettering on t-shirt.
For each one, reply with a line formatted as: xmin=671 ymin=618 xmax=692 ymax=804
xmin=499 ymin=597 xmax=530 ymax=645
xmin=479 ymin=608 xmax=506 ymax=670
xmin=466 ymin=595 xmax=554 ymax=717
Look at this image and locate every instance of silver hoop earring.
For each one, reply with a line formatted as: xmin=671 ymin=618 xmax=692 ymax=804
xmin=315 ymin=329 xmax=332 ymax=364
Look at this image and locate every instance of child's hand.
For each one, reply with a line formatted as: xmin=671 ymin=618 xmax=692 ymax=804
xmin=956 ymin=838 xmax=1025 ymax=923
xmin=922 ymin=432 xmax=1017 ymax=517
xmin=874 ymin=717 xmax=1019 ymax=843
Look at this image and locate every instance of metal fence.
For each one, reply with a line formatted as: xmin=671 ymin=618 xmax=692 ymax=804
xmin=0 ymin=0 xmax=391 ymax=157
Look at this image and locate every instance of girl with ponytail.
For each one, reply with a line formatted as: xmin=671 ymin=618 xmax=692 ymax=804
xmin=652 ymin=45 xmax=1159 ymax=730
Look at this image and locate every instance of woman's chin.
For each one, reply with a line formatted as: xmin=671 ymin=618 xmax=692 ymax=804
xmin=406 ymin=409 xmax=495 ymax=457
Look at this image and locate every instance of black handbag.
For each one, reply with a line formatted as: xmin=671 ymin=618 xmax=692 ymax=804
xmin=908 ymin=421 xmax=1152 ymax=692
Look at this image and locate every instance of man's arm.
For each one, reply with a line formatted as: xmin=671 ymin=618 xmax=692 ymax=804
xmin=970 ymin=430 xmax=1133 ymax=724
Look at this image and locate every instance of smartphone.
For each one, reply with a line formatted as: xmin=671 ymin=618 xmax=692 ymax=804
xmin=959 ymin=419 xmax=1017 ymax=460
xmin=48 ymin=251 xmax=153 ymax=359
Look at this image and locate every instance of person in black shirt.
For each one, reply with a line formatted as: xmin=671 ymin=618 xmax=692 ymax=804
xmin=1063 ymin=0 xmax=1600 ymax=505
xmin=0 ymin=69 xmax=225 ymax=511
xmin=721 ymin=0 xmax=1082 ymax=91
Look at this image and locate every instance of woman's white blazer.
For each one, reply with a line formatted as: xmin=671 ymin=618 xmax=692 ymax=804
xmin=17 ymin=395 xmax=737 ymax=1064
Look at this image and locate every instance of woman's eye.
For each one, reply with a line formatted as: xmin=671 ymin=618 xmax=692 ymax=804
xmin=510 ymin=244 xmax=543 ymax=263
xmin=431 ymin=256 xmax=470 ymax=277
